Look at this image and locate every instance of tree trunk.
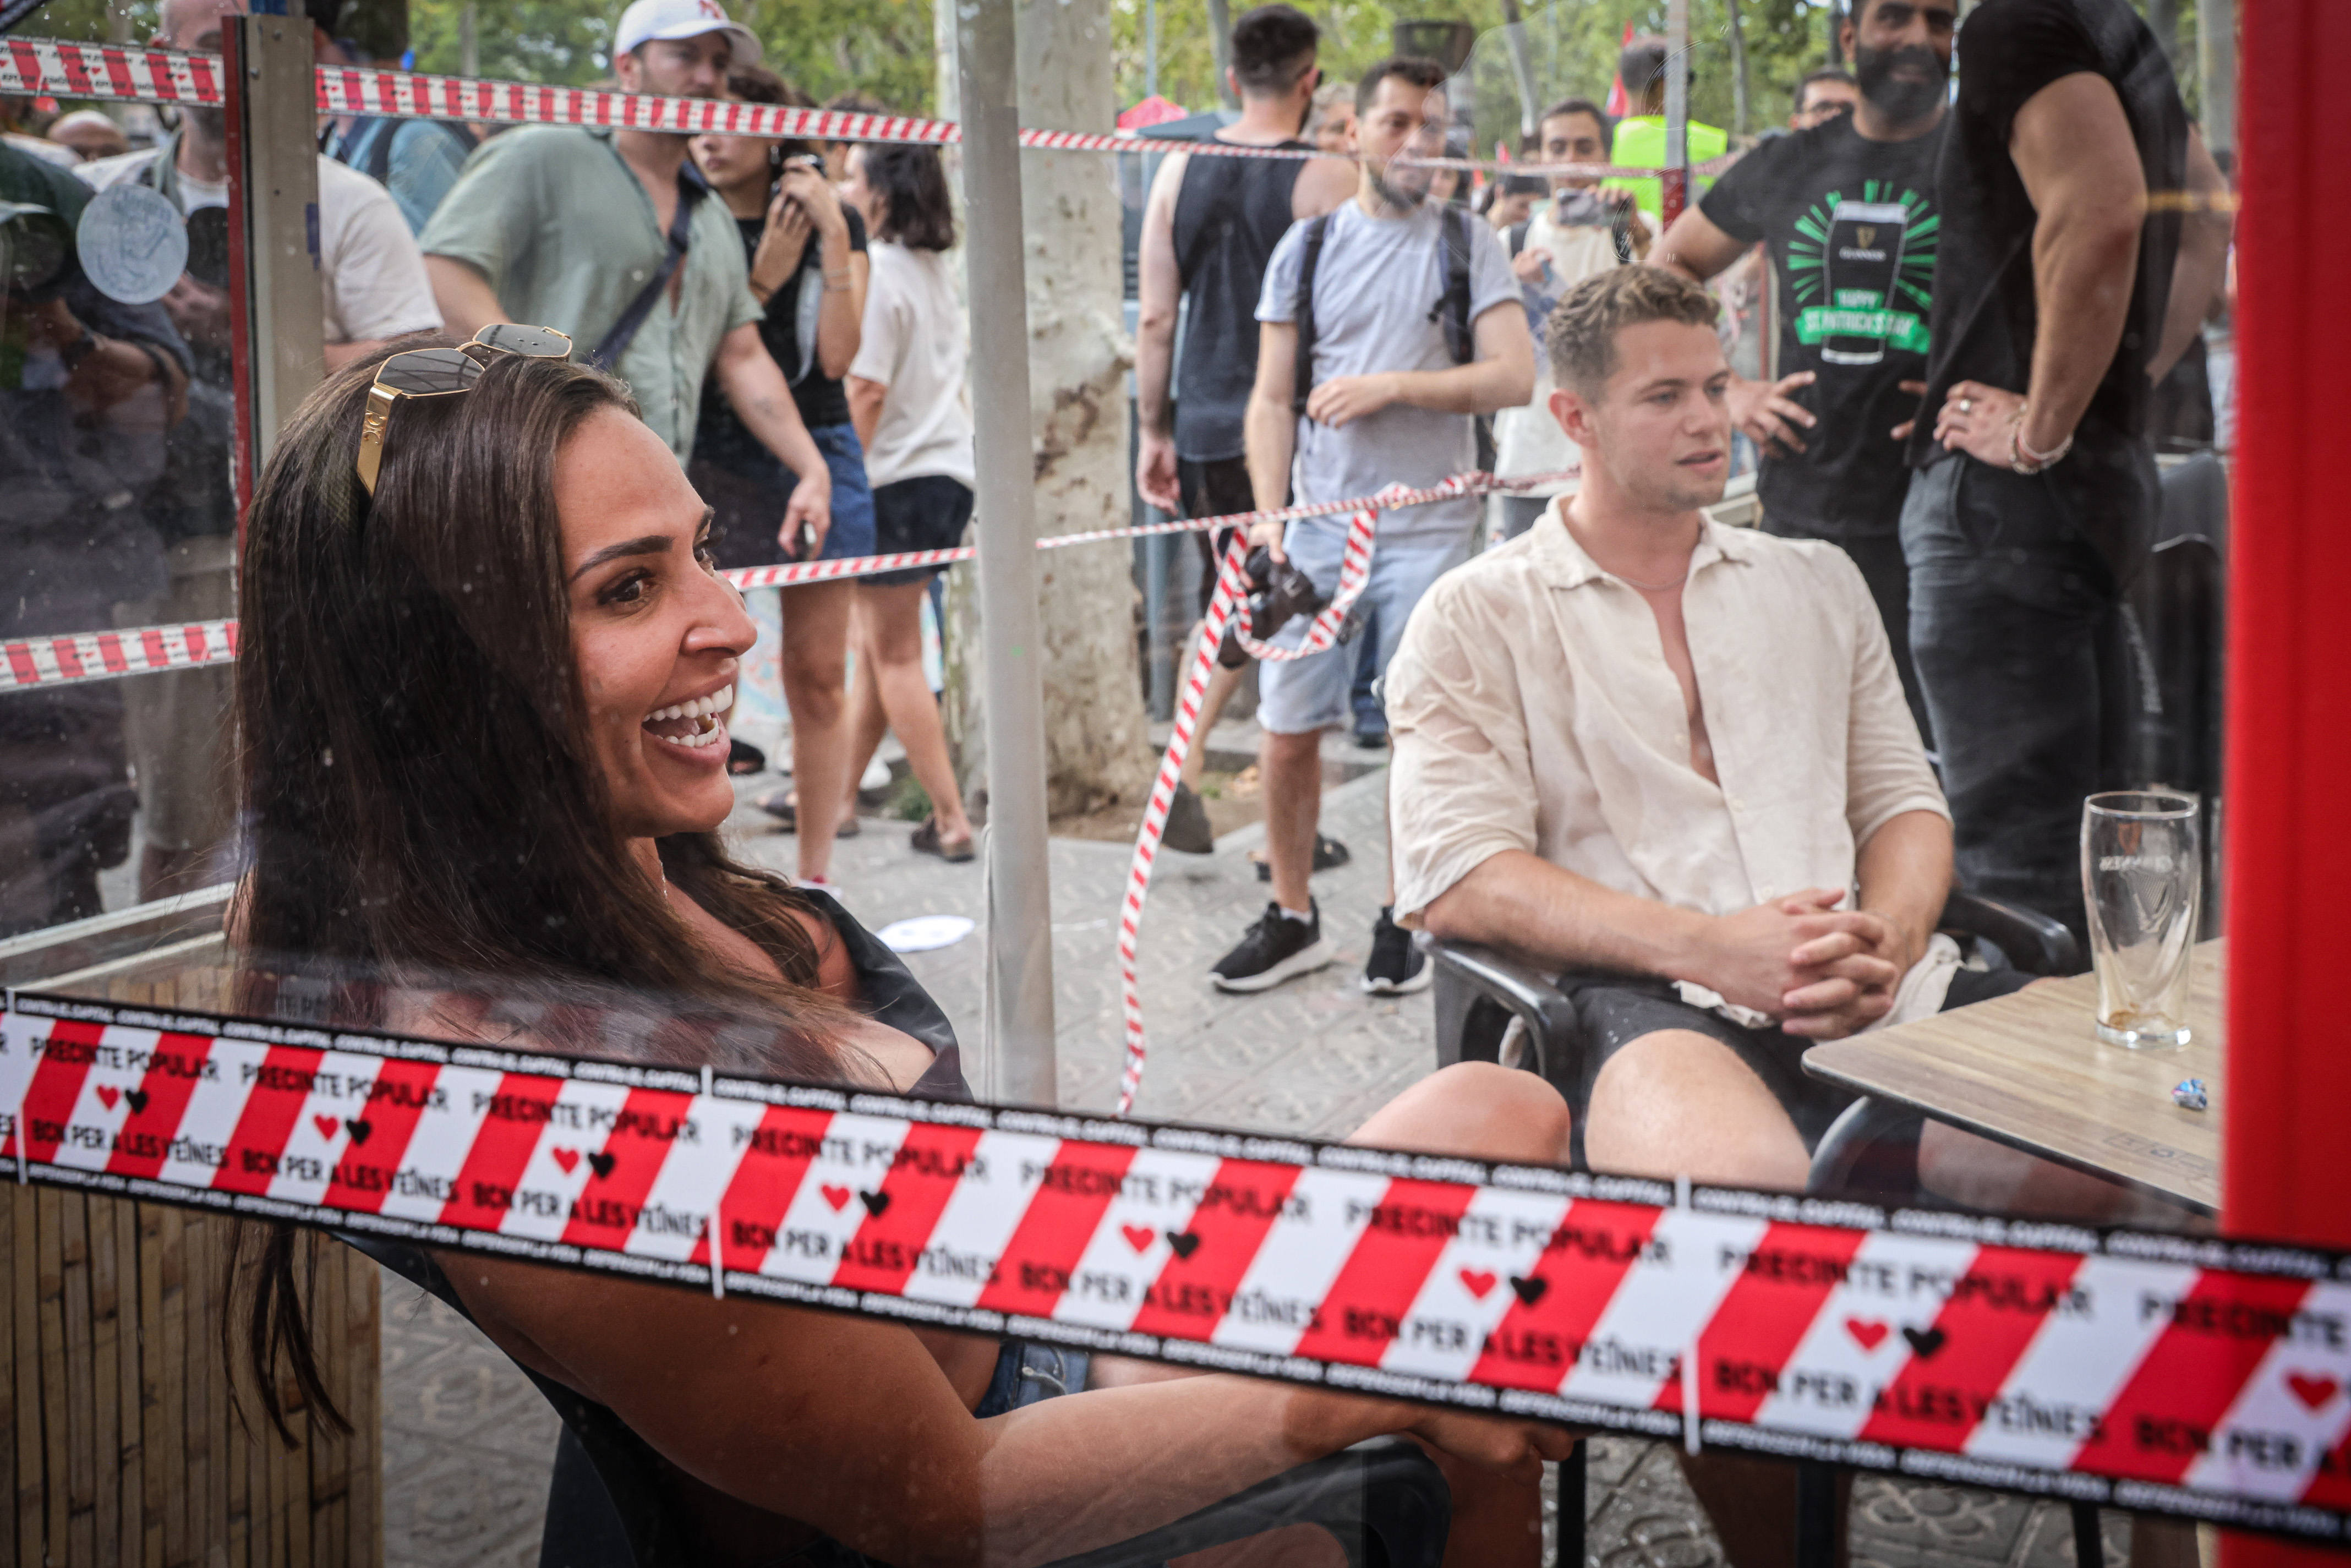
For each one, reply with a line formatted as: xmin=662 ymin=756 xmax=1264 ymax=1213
xmin=1497 ymin=0 xmax=1542 ymax=139
xmin=1204 ymin=0 xmax=1240 ymax=110
xmin=936 ymin=0 xmax=1156 ymax=820
xmin=1725 ymin=0 xmax=1751 ymax=138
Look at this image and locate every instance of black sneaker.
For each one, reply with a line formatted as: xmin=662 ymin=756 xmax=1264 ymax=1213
xmin=1362 ymin=906 xmax=1431 ymax=995
xmin=1211 ymin=900 xmax=1335 ymax=992
xmin=1161 ymin=780 xmax=1215 ymax=855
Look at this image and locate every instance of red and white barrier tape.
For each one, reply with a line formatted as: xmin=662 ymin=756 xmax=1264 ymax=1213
xmin=0 ymin=37 xmax=1736 ymax=180
xmin=4 ymin=986 xmax=2347 ymax=1540
xmin=1 ymin=616 xmax=238 ymax=690
xmin=0 ymin=468 xmax=1577 ymax=692
xmin=1117 ymin=488 xmax=1423 ymax=1115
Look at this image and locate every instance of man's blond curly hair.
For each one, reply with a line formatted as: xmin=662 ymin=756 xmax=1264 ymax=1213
xmin=1547 ymin=265 xmax=1720 ymax=396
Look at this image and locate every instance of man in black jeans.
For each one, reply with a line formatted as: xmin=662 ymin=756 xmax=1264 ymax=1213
xmin=1900 ymin=0 xmax=2229 ymax=942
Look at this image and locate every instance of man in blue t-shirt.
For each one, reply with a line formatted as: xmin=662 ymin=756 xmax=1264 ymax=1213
xmin=1209 ymin=55 xmax=1532 ymax=998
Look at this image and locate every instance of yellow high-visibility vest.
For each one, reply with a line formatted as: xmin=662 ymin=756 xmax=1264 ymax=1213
xmin=1603 ymin=116 xmax=1730 ymax=219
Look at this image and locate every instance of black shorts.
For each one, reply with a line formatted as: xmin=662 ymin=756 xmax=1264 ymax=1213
xmin=1177 ymin=455 xmax=1264 ymax=615
xmin=1565 ymin=965 xmax=2035 ymax=1152
xmin=867 ymin=474 xmax=975 ymax=587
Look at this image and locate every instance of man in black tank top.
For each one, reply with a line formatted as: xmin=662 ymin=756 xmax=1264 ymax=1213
xmin=1135 ymin=5 xmax=1354 ymax=847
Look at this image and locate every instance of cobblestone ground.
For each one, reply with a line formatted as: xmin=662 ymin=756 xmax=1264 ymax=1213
xmin=380 ymin=724 xmax=2137 ymax=1567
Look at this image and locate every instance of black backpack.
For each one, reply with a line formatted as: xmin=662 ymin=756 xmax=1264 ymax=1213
xmin=1292 ymin=204 xmax=1475 ymax=416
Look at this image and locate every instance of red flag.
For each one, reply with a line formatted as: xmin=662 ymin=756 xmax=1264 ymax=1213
xmin=1604 ymin=19 xmax=1632 ymax=117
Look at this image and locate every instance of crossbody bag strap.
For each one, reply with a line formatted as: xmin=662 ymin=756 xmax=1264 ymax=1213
xmin=1290 ymin=212 xmax=1331 ymax=417
xmin=587 ymin=161 xmax=708 ymax=373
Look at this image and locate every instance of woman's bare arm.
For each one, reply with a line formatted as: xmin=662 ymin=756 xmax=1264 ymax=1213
xmin=444 ymin=1255 xmax=1559 ymax=1568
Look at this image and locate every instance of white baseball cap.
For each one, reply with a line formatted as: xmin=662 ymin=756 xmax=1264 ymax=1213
xmin=613 ymin=0 xmax=762 ymax=65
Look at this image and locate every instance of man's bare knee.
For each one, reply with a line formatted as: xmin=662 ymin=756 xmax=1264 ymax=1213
xmin=1586 ymin=1030 xmax=1811 ymax=1189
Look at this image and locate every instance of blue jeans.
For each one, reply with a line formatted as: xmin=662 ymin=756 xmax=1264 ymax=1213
xmin=695 ymin=422 xmax=876 ymax=569
xmin=1900 ymin=444 xmax=2155 ymax=943
xmin=1256 ymin=525 xmax=1469 ymax=735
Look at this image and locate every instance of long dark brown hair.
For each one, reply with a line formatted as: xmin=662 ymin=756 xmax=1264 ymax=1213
xmin=226 ymin=346 xmax=862 ymax=1442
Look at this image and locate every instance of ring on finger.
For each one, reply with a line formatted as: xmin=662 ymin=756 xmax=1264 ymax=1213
xmin=1958 ymin=397 xmax=1974 ymax=414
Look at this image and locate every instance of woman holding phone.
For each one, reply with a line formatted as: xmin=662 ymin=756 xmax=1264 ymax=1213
xmin=690 ymin=66 xmax=871 ymax=889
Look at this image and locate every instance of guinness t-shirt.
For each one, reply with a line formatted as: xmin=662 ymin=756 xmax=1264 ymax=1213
xmin=1702 ymin=114 xmax=1946 ymax=538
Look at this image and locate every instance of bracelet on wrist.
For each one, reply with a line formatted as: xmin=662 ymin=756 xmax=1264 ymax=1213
xmin=2006 ymin=401 xmax=2074 ymax=476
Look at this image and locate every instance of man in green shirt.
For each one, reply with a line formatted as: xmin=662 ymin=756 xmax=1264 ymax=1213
xmin=1601 ymin=35 xmax=1729 ymax=222
xmin=420 ymin=0 xmax=832 ymax=549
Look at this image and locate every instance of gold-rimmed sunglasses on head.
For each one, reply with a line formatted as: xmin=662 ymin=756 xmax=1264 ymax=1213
xmin=354 ymin=324 xmax=574 ymax=494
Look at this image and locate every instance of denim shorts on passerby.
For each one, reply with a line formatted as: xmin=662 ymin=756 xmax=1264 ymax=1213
xmin=1254 ymin=520 xmax=1470 ymax=735
xmin=695 ymin=421 xmax=876 ymax=570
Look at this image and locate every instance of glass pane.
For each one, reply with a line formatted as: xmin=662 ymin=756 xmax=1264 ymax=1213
xmin=0 ymin=0 xmax=2262 ymax=1562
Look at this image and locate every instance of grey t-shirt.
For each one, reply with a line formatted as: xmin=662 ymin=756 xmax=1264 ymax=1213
xmin=1257 ymin=199 xmax=1518 ymax=543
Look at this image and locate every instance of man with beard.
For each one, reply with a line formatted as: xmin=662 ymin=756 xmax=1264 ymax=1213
xmin=420 ymin=0 xmax=832 ymax=554
xmin=1655 ymin=0 xmax=1955 ymax=734
xmin=1211 ymin=56 xmax=1530 ymax=996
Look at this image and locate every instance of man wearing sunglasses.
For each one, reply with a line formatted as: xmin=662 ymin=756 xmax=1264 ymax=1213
xmin=420 ymin=0 xmax=831 ymax=553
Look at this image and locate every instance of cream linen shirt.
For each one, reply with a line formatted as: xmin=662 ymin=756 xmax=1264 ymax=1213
xmin=1386 ymin=502 xmax=1960 ymax=1023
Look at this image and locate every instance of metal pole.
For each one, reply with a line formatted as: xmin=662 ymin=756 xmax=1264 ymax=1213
xmin=2199 ymin=0 xmax=2237 ymax=159
xmin=1144 ymin=0 xmax=1159 ymax=102
xmin=225 ymin=14 xmax=324 ymax=499
xmin=955 ymin=0 xmax=1059 ymax=1106
xmin=1661 ymin=0 xmax=1690 ymax=228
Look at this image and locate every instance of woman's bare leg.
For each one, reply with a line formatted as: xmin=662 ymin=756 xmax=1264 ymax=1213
xmin=844 ymin=595 xmax=893 ymax=801
xmin=779 ymin=580 xmax=855 ymax=882
xmin=857 ymin=578 xmax=971 ymax=845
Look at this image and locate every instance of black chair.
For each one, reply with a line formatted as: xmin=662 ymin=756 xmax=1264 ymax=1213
xmin=1430 ymin=889 xmax=2082 ymax=1172
xmin=347 ymin=1234 xmax=1452 ymax=1568
xmin=1428 ymin=892 xmax=2089 ymax=1568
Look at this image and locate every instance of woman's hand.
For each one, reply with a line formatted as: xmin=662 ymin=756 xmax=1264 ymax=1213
xmin=779 ymin=164 xmax=850 ymax=251
xmin=752 ymin=193 xmax=814 ymax=301
xmin=780 ymin=468 xmax=833 ymax=560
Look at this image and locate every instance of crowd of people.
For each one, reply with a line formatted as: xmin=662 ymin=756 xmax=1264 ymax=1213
xmin=1 ymin=0 xmax=979 ymax=934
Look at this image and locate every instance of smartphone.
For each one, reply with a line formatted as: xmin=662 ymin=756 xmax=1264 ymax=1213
xmin=1554 ymin=188 xmax=1612 ymax=228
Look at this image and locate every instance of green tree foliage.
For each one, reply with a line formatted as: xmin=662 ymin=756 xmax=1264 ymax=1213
xmin=12 ymin=0 xmax=2205 ymax=136
xmin=1113 ymin=0 xmax=1842 ymax=153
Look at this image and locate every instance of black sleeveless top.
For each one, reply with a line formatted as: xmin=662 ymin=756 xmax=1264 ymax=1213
xmin=1169 ymin=140 xmax=1307 ymax=464
xmin=343 ymin=893 xmax=970 ymax=1566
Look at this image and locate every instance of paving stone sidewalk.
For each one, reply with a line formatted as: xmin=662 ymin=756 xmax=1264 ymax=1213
xmin=379 ymin=728 xmax=2135 ymax=1567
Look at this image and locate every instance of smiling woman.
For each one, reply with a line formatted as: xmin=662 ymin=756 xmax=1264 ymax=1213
xmin=222 ymin=346 xmax=1581 ymax=1567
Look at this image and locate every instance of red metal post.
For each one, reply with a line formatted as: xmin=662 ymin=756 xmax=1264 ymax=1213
xmin=2222 ymin=2 xmax=2351 ymax=1564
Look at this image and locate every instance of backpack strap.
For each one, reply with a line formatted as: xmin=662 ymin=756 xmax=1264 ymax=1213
xmin=1507 ymin=217 xmax=1531 ymax=259
xmin=1291 ymin=211 xmax=1331 ymax=417
xmin=1430 ymin=204 xmax=1475 ymax=365
xmin=587 ymin=159 xmax=709 ymax=373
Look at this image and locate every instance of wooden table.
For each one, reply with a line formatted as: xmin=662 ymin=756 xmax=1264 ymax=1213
xmin=1803 ymin=942 xmax=2223 ymax=1214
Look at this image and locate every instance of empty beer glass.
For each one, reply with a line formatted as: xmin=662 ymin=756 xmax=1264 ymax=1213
xmin=2081 ymin=791 xmax=2201 ymax=1048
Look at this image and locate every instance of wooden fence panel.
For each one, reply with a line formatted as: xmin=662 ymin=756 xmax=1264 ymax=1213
xmin=2 ymin=945 xmax=381 ymax=1567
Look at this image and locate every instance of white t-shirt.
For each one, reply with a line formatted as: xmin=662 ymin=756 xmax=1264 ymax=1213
xmin=79 ymin=146 xmax=441 ymax=345
xmin=1492 ymin=205 xmax=1622 ymax=496
xmin=849 ymin=241 xmax=975 ymax=490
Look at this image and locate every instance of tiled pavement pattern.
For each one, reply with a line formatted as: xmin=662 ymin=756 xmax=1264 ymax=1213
xmin=379 ymin=722 xmax=2139 ymax=1567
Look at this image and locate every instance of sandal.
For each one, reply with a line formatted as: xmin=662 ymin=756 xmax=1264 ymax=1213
xmin=1251 ymin=834 xmax=1351 ymax=881
xmin=910 ymin=816 xmax=976 ymax=863
xmin=728 ymin=738 xmax=768 ymax=775
xmin=756 ymin=791 xmax=862 ymax=837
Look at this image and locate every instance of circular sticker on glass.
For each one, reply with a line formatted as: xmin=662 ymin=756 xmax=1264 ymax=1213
xmin=76 ymin=183 xmax=188 ymax=305
xmin=875 ymin=915 xmax=975 ymax=953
